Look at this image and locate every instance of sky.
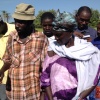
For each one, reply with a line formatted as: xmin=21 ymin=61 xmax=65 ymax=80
xmin=0 ymin=0 xmax=100 ymax=22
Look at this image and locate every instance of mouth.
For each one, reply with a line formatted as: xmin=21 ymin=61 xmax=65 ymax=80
xmin=44 ymin=31 xmax=51 ymax=33
xmin=17 ymin=30 xmax=21 ymax=33
xmin=44 ymin=31 xmax=53 ymax=37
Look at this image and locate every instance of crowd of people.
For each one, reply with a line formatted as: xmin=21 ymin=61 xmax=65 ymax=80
xmin=0 ymin=2 xmax=100 ymax=100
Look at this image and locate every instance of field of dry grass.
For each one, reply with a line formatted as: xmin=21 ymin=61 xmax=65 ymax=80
xmin=36 ymin=28 xmax=43 ymax=32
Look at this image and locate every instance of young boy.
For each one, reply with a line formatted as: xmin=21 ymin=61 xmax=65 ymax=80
xmin=92 ymin=22 xmax=100 ymax=49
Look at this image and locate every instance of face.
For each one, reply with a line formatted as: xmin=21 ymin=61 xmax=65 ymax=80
xmin=97 ymin=23 xmax=100 ymax=37
xmin=42 ymin=18 xmax=53 ymax=37
xmin=14 ymin=19 xmax=32 ymax=38
xmin=76 ymin=11 xmax=91 ymax=30
xmin=0 ymin=21 xmax=7 ymax=35
xmin=53 ymin=25 xmax=72 ymax=45
xmin=0 ymin=22 xmax=4 ymax=34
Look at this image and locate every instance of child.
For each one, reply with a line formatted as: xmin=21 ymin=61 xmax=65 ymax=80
xmin=92 ymin=22 xmax=100 ymax=49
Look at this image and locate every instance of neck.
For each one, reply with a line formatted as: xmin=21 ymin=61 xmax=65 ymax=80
xmin=65 ymin=35 xmax=74 ymax=48
xmin=19 ymin=27 xmax=33 ymax=39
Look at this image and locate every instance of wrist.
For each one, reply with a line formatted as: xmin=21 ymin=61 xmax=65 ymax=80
xmin=0 ymin=69 xmax=4 ymax=74
xmin=77 ymin=96 xmax=83 ymax=100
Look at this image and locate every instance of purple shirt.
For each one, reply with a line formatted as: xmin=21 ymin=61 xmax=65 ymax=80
xmin=76 ymin=26 xmax=97 ymax=40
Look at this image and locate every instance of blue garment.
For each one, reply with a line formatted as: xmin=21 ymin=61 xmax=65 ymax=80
xmin=92 ymin=37 xmax=100 ymax=49
xmin=89 ymin=90 xmax=96 ymax=100
xmin=89 ymin=37 xmax=100 ymax=100
xmin=76 ymin=26 xmax=97 ymax=41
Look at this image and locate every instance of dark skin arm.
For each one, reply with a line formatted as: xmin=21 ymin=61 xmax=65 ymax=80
xmin=78 ymin=86 xmax=97 ymax=100
xmin=45 ymin=86 xmax=53 ymax=100
xmin=73 ymin=31 xmax=84 ymax=38
xmin=73 ymin=31 xmax=92 ymax=42
xmin=0 ymin=61 xmax=11 ymax=82
xmin=40 ymin=91 xmax=45 ymax=100
xmin=79 ymin=79 xmax=99 ymax=100
xmin=40 ymin=51 xmax=54 ymax=100
xmin=40 ymin=86 xmax=53 ymax=100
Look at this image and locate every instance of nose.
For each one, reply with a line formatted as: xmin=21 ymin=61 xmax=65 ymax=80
xmin=82 ymin=21 xmax=87 ymax=24
xmin=45 ymin=25 xmax=50 ymax=30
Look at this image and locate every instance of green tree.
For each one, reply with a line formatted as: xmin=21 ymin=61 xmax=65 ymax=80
xmin=89 ymin=9 xmax=100 ymax=28
xmin=1 ymin=10 xmax=10 ymax=22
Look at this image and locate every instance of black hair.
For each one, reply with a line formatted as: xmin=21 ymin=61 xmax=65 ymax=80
xmin=76 ymin=6 xmax=92 ymax=16
xmin=41 ymin=12 xmax=55 ymax=24
xmin=97 ymin=22 xmax=100 ymax=25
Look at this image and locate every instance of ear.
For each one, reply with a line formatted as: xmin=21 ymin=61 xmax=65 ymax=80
xmin=75 ymin=13 xmax=78 ymax=20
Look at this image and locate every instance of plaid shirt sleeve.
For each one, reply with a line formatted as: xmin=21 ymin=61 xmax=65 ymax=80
xmin=39 ymin=35 xmax=48 ymax=72
xmin=2 ymin=34 xmax=12 ymax=64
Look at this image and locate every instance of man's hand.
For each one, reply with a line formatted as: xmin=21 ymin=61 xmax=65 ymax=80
xmin=73 ymin=31 xmax=84 ymax=38
xmin=84 ymin=37 xmax=92 ymax=42
xmin=0 ymin=70 xmax=4 ymax=84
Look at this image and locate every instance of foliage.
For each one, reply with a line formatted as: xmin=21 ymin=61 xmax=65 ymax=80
xmin=0 ymin=10 xmax=10 ymax=22
xmin=89 ymin=9 xmax=100 ymax=28
xmin=36 ymin=28 xmax=43 ymax=32
xmin=1 ymin=8 xmax=100 ymax=29
xmin=34 ymin=9 xmax=56 ymax=28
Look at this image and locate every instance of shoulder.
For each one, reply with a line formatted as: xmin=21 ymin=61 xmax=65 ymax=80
xmin=5 ymin=23 xmax=15 ymax=35
xmin=47 ymin=51 xmax=56 ymax=57
xmin=32 ymin=31 xmax=48 ymax=41
xmin=8 ymin=30 xmax=17 ymax=41
xmin=88 ymin=27 xmax=97 ymax=33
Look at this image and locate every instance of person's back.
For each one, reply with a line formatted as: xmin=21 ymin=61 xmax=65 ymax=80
xmin=0 ymin=16 xmax=15 ymax=99
xmin=75 ymin=6 xmax=97 ymax=42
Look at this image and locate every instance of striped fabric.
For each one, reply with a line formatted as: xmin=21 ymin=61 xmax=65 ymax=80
xmin=41 ymin=54 xmax=78 ymax=100
xmin=3 ymin=30 xmax=48 ymax=100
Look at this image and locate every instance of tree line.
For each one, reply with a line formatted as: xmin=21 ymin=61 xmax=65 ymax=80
xmin=0 ymin=8 xmax=100 ymax=28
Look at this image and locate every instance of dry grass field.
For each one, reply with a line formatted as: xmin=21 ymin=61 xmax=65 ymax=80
xmin=36 ymin=28 xmax=43 ymax=32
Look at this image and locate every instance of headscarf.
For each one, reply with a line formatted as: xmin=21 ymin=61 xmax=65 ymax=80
xmin=52 ymin=9 xmax=77 ymax=32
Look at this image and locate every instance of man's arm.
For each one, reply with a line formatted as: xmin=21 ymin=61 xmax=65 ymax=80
xmin=0 ymin=61 xmax=11 ymax=82
xmin=73 ymin=31 xmax=84 ymax=38
xmin=45 ymin=86 xmax=53 ymax=100
xmin=78 ymin=86 xmax=96 ymax=100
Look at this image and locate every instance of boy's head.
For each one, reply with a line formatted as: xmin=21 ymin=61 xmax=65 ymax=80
xmin=41 ymin=12 xmax=55 ymax=37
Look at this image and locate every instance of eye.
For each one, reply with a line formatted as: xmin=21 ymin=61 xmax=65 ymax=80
xmin=53 ymin=26 xmax=59 ymax=30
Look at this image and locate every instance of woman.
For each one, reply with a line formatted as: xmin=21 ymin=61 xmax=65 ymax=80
xmin=41 ymin=10 xmax=100 ymax=100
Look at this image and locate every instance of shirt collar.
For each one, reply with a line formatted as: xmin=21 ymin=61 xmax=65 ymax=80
xmin=13 ymin=31 xmax=41 ymax=43
xmin=76 ymin=26 xmax=89 ymax=33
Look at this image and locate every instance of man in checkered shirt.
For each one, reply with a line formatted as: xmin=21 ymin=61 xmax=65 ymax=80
xmin=0 ymin=3 xmax=48 ymax=100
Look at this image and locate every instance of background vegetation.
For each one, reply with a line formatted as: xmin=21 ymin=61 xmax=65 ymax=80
xmin=0 ymin=8 xmax=100 ymax=31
